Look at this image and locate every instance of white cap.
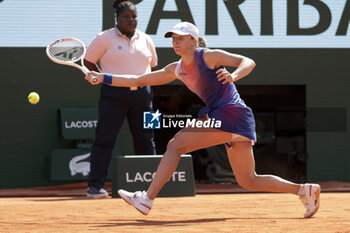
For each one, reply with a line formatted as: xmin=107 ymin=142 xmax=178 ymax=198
xmin=164 ymin=22 xmax=199 ymax=41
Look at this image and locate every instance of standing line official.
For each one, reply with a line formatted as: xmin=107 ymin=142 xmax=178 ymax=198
xmin=84 ymin=0 xmax=158 ymax=198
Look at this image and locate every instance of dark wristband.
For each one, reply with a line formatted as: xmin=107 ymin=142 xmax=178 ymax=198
xmin=103 ymin=73 xmax=113 ymax=84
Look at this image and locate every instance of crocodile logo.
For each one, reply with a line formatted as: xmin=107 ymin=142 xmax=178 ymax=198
xmin=69 ymin=152 xmax=90 ymax=176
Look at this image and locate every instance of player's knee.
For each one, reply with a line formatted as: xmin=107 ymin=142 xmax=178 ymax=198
xmin=166 ymin=138 xmax=187 ymax=155
xmin=236 ymin=173 xmax=257 ymax=190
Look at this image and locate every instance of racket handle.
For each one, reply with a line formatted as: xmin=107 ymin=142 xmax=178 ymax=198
xmin=81 ymin=66 xmax=98 ymax=83
xmin=92 ymin=77 xmax=98 ymax=84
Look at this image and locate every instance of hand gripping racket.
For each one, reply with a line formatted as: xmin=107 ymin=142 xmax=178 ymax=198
xmin=46 ymin=38 xmax=97 ymax=83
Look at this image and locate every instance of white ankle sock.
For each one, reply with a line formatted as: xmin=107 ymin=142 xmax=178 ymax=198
xmin=298 ymin=184 xmax=305 ymax=196
xmin=144 ymin=192 xmax=151 ymax=201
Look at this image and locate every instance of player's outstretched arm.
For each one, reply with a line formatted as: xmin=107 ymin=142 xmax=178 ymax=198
xmin=85 ymin=62 xmax=177 ymax=87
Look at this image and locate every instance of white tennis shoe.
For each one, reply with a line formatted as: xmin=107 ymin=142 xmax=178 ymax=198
xmin=118 ymin=189 xmax=153 ymax=215
xmin=299 ymin=183 xmax=321 ymax=218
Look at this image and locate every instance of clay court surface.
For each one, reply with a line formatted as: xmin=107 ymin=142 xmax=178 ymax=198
xmin=0 ymin=192 xmax=349 ymax=233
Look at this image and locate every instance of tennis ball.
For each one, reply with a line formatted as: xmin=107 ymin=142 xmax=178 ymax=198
xmin=28 ymin=92 xmax=40 ymax=104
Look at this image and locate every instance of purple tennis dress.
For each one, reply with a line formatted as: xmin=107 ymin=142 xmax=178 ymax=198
xmin=175 ymin=48 xmax=257 ymax=142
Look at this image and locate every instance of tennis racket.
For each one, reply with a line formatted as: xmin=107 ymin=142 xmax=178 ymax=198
xmin=46 ymin=38 xmax=98 ymax=83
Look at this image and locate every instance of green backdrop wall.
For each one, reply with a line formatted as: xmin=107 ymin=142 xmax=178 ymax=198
xmin=0 ymin=47 xmax=349 ymax=188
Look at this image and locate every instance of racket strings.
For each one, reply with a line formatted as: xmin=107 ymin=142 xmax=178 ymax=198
xmin=48 ymin=41 xmax=84 ymax=62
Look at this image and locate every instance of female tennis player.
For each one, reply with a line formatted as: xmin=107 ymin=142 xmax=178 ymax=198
xmin=85 ymin=22 xmax=320 ymax=218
